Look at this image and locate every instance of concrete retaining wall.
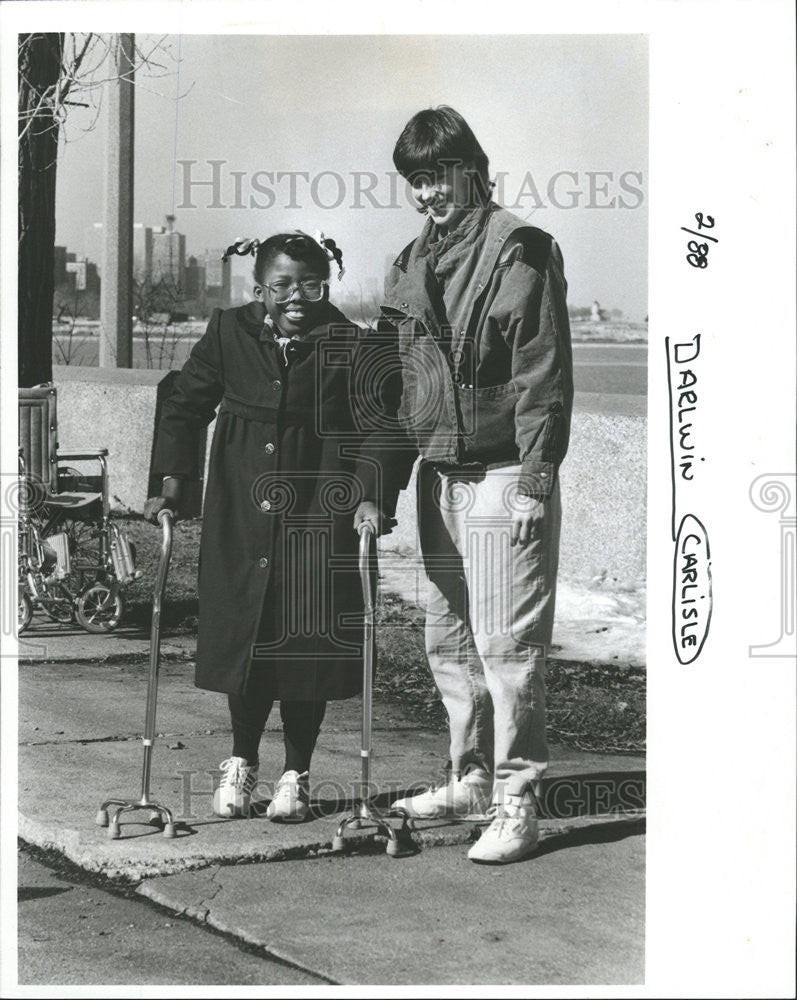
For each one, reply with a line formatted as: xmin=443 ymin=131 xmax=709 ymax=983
xmin=49 ymin=369 xmax=646 ymax=580
xmin=558 ymin=393 xmax=647 ymax=580
xmin=51 ymin=365 xmax=207 ymax=517
xmin=386 ymin=392 xmax=646 ymax=581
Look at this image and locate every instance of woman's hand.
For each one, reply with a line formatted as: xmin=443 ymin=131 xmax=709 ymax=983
xmin=353 ymin=500 xmax=390 ymax=537
xmin=510 ymin=497 xmax=545 ymax=547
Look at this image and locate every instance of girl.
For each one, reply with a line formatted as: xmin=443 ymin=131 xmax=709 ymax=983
xmin=146 ymin=231 xmax=387 ymax=822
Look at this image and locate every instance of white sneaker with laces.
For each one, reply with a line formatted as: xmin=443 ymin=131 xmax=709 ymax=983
xmin=467 ymin=793 xmax=539 ymax=864
xmin=390 ymin=768 xmax=493 ymax=820
xmin=266 ymin=770 xmax=310 ymax=823
xmin=213 ymin=756 xmax=259 ymax=818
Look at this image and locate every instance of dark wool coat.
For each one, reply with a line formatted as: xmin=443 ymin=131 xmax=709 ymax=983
xmin=152 ymin=301 xmax=399 ymax=699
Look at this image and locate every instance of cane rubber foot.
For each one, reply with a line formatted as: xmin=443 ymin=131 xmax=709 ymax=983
xmin=95 ymin=809 xmax=109 ymax=827
xmin=386 ymin=839 xmax=401 ymax=857
xmin=332 ymin=835 xmax=346 ymax=852
xmin=163 ymin=822 xmax=177 ymax=839
xmin=108 ymin=822 xmax=121 ymax=840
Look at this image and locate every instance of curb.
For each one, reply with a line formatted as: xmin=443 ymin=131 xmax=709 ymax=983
xmin=19 ymin=809 xmax=645 ymax=883
xmin=19 ymin=649 xmax=194 ymax=667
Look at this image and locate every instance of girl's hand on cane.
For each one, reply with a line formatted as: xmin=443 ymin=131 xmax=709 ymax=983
xmin=144 ymin=477 xmax=183 ymax=525
xmin=353 ymin=500 xmax=393 ymax=537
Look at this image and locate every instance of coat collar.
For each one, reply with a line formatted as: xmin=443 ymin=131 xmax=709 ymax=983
xmin=382 ymin=203 xmax=538 ymax=331
xmin=421 ymin=202 xmax=496 ymax=261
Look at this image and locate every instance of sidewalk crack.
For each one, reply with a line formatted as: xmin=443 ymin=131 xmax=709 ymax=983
xmin=21 ymin=729 xmax=232 ymax=747
xmin=195 ymin=865 xmax=224 ymax=920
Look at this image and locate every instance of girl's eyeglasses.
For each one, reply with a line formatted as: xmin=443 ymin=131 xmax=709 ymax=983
xmin=263 ymin=279 xmax=328 ymax=304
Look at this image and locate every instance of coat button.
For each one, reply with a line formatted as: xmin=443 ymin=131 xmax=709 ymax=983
xmin=264 ymin=442 xmax=275 ymax=454
xmin=260 ymin=500 xmax=271 ymax=511
xmin=272 ymin=379 xmax=282 ymax=391
xmin=258 ymin=556 xmax=269 ymax=568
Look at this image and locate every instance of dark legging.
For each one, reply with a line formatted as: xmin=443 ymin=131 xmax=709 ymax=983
xmin=228 ymin=669 xmax=326 ymax=773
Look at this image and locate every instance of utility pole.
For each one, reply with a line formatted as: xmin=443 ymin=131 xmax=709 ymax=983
xmin=99 ymin=33 xmax=134 ymax=367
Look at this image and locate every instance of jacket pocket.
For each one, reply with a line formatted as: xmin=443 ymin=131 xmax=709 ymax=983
xmin=457 ymin=381 xmax=520 ymax=464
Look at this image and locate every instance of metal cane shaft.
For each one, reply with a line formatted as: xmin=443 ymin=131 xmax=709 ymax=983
xmin=140 ymin=510 xmax=173 ymax=800
xmin=358 ymin=524 xmax=376 ymax=794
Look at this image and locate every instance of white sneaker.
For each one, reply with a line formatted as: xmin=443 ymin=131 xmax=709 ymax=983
xmin=266 ymin=770 xmax=310 ymax=823
xmin=391 ymin=768 xmax=493 ymax=820
xmin=467 ymin=793 xmax=539 ymax=864
xmin=213 ymin=756 xmax=259 ymax=818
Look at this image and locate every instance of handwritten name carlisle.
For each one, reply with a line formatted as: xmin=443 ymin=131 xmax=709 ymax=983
xmin=673 ymin=514 xmax=713 ymax=663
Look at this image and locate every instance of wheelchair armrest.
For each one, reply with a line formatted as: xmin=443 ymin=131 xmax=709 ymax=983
xmin=57 ymin=451 xmax=110 ymax=515
xmin=58 ymin=449 xmax=109 ymax=461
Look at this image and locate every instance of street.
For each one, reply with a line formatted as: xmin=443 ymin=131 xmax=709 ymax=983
xmin=53 ymin=334 xmax=648 ymax=396
xmin=18 ymin=849 xmax=325 ymax=986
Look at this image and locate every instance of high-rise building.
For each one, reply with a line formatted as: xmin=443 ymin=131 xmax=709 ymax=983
xmin=146 ymin=215 xmax=186 ymax=291
xmin=53 ymin=246 xmax=68 ymax=286
xmin=231 ymin=274 xmax=249 ymax=305
xmin=84 ymin=261 xmax=100 ymax=295
xmin=204 ymin=249 xmax=231 ymax=308
xmin=83 ymin=221 xmax=146 ymax=278
xmin=183 ymin=255 xmax=206 ymax=299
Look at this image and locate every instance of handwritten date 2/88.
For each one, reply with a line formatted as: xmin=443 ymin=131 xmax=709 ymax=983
xmin=681 ymin=212 xmax=718 ymax=269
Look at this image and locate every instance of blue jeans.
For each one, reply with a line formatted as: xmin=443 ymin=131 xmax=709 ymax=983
xmin=419 ymin=461 xmax=562 ymax=798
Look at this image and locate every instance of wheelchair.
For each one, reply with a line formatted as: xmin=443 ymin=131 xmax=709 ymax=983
xmin=18 ymin=384 xmax=140 ymax=634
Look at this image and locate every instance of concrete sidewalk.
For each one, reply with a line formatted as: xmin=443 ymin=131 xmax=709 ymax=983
xmin=17 ymin=553 xmax=646 ymax=985
xmin=18 ymin=655 xmax=645 ymax=984
xmin=19 ymin=658 xmax=645 ymax=880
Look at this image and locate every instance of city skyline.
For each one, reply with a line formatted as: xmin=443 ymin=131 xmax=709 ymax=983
xmin=55 ymin=214 xmax=234 ymax=317
xmin=54 ymin=33 xmax=648 ymax=320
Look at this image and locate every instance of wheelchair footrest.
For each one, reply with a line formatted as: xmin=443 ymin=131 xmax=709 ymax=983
xmin=110 ymin=525 xmax=139 ymax=585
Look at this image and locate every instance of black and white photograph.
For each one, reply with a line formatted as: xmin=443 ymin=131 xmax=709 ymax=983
xmin=1 ymin=1 xmax=794 ymax=995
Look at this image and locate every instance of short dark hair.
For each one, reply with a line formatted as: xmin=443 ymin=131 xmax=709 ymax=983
xmin=392 ymin=105 xmax=492 ymax=203
xmin=254 ymin=234 xmax=330 ymax=284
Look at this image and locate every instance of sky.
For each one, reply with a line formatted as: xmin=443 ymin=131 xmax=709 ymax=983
xmin=55 ymin=33 xmax=648 ymax=319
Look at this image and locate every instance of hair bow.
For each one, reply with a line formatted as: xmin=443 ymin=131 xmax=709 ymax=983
xmin=221 ymin=237 xmax=260 ymax=262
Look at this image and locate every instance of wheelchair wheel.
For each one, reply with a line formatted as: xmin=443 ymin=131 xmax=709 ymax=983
xmin=75 ymin=583 xmax=125 ymax=634
xmin=18 ymin=593 xmax=32 ymax=634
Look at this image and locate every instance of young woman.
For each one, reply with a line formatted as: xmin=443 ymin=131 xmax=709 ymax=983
xmin=355 ymin=106 xmax=574 ymax=863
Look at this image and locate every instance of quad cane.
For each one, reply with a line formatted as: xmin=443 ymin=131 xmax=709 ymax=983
xmin=332 ymin=521 xmax=410 ymax=857
xmin=95 ymin=509 xmax=177 ymax=839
